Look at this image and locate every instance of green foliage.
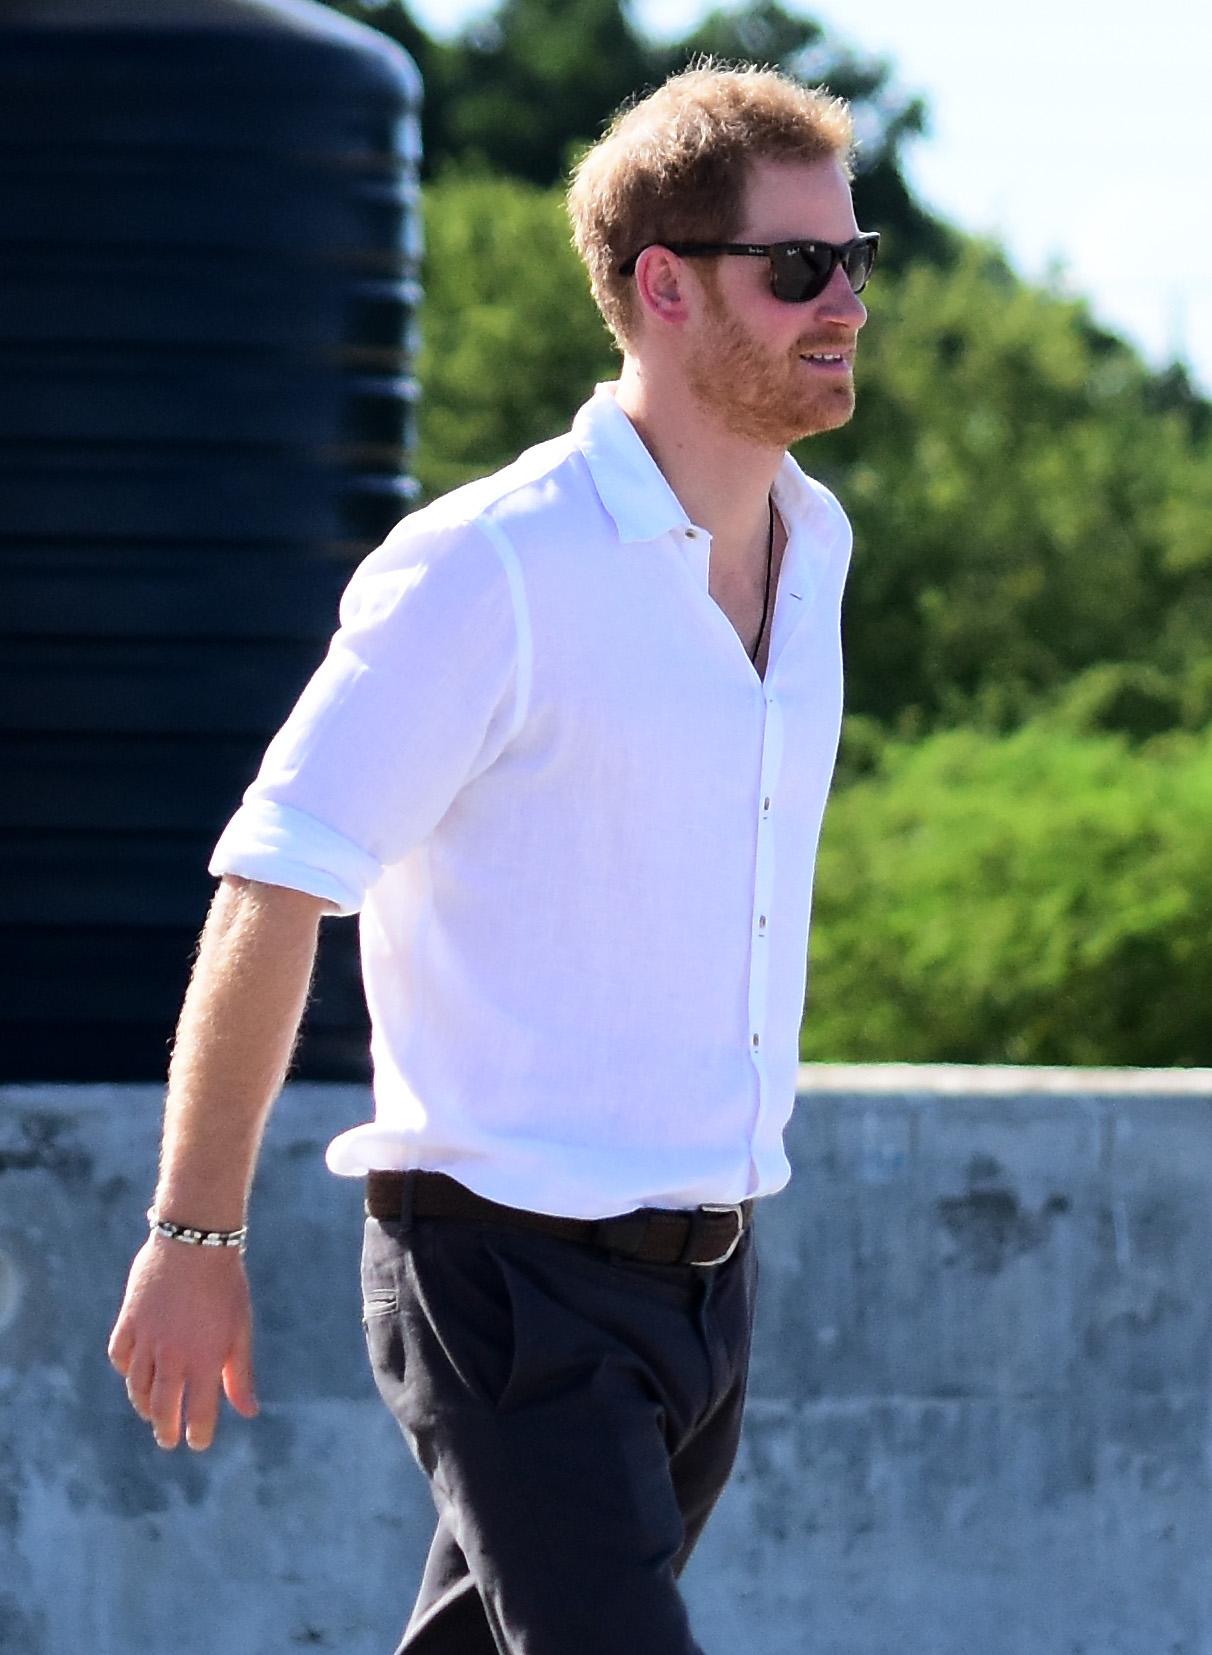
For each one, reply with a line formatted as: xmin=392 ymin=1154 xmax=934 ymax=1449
xmin=1047 ymin=662 xmax=1188 ymax=743
xmin=418 ymin=0 xmax=652 ymax=186
xmin=809 ymin=245 xmax=1212 ymax=734
xmin=413 ymin=171 xmax=617 ymax=499
xmin=329 ymin=0 xmax=946 ymax=254
xmin=804 ymin=720 xmax=1212 ymax=1065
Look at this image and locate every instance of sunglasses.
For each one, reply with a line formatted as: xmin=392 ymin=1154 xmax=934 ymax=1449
xmin=618 ymin=232 xmax=880 ymax=303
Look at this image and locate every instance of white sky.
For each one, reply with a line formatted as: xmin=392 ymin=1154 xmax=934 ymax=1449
xmin=408 ymin=0 xmax=1212 ymax=395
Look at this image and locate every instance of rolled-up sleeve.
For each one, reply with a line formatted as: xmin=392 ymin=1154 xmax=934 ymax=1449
xmin=208 ymin=512 xmax=521 ymax=916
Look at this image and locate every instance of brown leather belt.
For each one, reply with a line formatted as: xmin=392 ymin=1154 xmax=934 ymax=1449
xmin=365 ymin=1169 xmax=753 ymax=1268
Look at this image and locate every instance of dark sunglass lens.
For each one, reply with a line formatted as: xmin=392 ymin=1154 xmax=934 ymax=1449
xmin=843 ymin=241 xmax=875 ymax=293
xmin=770 ymin=245 xmax=833 ymax=302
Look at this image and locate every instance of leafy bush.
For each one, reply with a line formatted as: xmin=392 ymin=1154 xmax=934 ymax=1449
xmin=414 ymin=170 xmax=616 ymax=500
xmin=803 ymin=720 xmax=1212 ymax=1065
xmin=814 ymin=245 xmax=1212 ymax=735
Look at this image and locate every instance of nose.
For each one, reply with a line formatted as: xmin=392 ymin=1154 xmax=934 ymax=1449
xmin=817 ymin=260 xmax=868 ymax=328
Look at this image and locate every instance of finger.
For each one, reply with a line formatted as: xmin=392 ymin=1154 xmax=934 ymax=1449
xmin=107 ymin=1319 xmax=135 ymax=1376
xmin=125 ymin=1352 xmax=155 ymax=1422
xmin=184 ymin=1374 xmax=222 ymax=1453
xmin=222 ymin=1322 xmax=259 ymax=1420
xmin=148 ymin=1367 xmax=186 ymax=1450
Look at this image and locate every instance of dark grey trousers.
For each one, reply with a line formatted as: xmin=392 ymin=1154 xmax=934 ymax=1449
xmin=359 ymin=1199 xmax=759 ymax=1655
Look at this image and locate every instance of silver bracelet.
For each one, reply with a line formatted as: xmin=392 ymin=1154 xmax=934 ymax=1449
xmin=147 ymin=1206 xmax=247 ymax=1254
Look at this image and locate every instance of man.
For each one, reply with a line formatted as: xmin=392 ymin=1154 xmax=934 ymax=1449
xmin=108 ymin=60 xmax=875 ymax=1655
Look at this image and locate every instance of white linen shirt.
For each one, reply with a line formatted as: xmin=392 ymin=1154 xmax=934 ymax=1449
xmin=208 ymin=382 xmax=852 ymax=1218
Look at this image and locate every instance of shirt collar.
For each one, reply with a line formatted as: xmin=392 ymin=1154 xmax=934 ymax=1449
xmin=770 ymin=450 xmax=831 ymax=607
xmin=572 ymin=382 xmax=692 ymax=544
xmin=571 ymin=381 xmax=832 ymax=599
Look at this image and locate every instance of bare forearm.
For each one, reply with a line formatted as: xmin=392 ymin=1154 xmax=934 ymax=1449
xmin=153 ymin=874 xmax=333 ymax=1231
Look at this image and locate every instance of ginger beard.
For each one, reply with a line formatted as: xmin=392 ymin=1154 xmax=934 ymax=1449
xmin=684 ymin=270 xmax=856 ymax=449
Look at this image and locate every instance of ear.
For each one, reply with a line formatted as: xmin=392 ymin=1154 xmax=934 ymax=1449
xmin=631 ymin=245 xmax=694 ymax=328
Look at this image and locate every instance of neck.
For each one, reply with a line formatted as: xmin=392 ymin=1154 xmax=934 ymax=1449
xmin=613 ymin=356 xmax=783 ymax=576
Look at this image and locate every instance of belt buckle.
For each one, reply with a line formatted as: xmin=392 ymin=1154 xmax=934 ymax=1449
xmin=693 ymin=1203 xmax=745 ymax=1267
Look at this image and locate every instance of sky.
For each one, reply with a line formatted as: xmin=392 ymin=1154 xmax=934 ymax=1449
xmin=407 ymin=0 xmax=1212 ymax=396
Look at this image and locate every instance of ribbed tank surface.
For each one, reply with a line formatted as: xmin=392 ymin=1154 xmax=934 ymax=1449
xmin=0 ymin=0 xmax=423 ymax=1080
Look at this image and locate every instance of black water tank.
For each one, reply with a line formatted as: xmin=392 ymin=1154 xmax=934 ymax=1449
xmin=0 ymin=0 xmax=422 ymax=1081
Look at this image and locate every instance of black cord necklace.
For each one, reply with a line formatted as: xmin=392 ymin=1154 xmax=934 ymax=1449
xmin=748 ymin=495 xmax=775 ymax=666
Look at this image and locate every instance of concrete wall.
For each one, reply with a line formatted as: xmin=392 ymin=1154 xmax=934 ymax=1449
xmin=2 ymin=1068 xmax=1211 ymax=1654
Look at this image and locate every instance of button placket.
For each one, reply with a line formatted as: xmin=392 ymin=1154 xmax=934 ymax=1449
xmin=747 ymin=695 xmax=783 ymax=1130
xmin=675 ymin=523 xmax=780 ymax=682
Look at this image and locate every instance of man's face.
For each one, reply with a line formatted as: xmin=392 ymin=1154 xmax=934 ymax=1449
xmin=683 ymin=155 xmax=869 ymax=448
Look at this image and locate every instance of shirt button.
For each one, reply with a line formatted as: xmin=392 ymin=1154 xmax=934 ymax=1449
xmin=758 ymin=915 xmax=766 ymax=929
xmin=752 ymin=1032 xmax=760 ymax=1048
xmin=763 ymin=796 xmax=771 ymax=811
xmin=685 ymin=528 xmax=699 ymax=539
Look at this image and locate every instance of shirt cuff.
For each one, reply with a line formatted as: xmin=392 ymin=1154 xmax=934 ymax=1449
xmin=208 ymin=798 xmax=383 ymax=917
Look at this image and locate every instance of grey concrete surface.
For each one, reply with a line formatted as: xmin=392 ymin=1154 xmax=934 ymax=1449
xmin=2 ymin=1068 xmax=1211 ymax=1653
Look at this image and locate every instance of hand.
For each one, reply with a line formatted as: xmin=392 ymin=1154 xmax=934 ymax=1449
xmin=107 ymin=1233 xmax=260 ymax=1452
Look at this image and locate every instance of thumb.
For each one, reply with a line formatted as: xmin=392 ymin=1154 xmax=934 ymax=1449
xmin=223 ymin=1319 xmax=259 ymax=1419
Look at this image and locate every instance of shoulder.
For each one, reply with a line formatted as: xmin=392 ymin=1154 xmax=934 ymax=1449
xmin=778 ymin=456 xmax=854 ymax=588
xmin=784 ymin=460 xmax=851 ymax=544
xmin=339 ymin=430 xmax=594 ymax=627
xmin=344 ymin=428 xmax=592 ymax=610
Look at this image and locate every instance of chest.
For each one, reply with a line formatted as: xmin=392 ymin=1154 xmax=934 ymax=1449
xmin=535 ymin=525 xmax=828 ymax=760
xmin=497 ymin=526 xmax=844 ymax=844
xmin=707 ymin=526 xmax=790 ymax=683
